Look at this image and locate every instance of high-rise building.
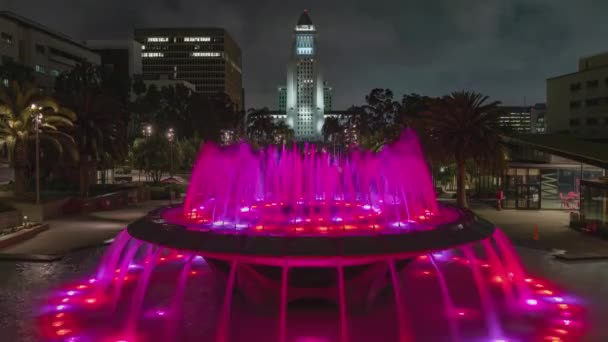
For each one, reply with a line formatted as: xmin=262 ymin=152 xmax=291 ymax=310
xmin=0 ymin=11 xmax=100 ymax=90
xmin=277 ymin=10 xmax=331 ymax=141
xmin=547 ymin=51 xmax=608 ymax=137
xmin=497 ymin=106 xmax=532 ymax=134
xmin=134 ymin=28 xmax=243 ymax=110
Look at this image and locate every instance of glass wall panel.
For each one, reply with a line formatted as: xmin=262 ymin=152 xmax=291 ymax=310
xmin=580 ymin=181 xmax=608 ymax=238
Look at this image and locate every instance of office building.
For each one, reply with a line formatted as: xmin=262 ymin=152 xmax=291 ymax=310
xmin=276 ymin=10 xmax=332 ymax=141
xmin=0 ymin=11 xmax=100 ymax=90
xmin=496 ymin=106 xmax=532 ymax=134
xmin=134 ymin=27 xmax=243 ymax=110
xmin=547 ymin=52 xmax=608 ymax=137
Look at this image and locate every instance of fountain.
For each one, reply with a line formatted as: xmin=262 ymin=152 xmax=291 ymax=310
xmin=38 ymin=130 xmax=585 ymax=341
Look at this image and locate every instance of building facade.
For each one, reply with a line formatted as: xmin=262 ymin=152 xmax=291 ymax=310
xmin=497 ymin=106 xmax=532 ymax=134
xmin=547 ymin=52 xmax=608 ymax=137
xmin=276 ymin=11 xmax=330 ymax=141
xmin=134 ymin=28 xmax=243 ymax=110
xmin=86 ymin=40 xmax=142 ymax=78
xmin=0 ymin=11 xmax=100 ymax=90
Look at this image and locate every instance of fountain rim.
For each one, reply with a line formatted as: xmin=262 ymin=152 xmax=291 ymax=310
xmin=126 ymin=203 xmax=495 ymax=266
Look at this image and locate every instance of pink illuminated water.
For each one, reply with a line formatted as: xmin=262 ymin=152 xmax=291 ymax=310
xmin=36 ymin=130 xmax=586 ymax=341
xmin=183 ymin=129 xmax=438 ymax=234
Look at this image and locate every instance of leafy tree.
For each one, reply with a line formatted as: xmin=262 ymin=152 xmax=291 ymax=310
xmin=246 ymin=107 xmax=275 ymax=145
xmin=55 ymin=64 xmax=129 ymax=196
xmin=0 ymin=81 xmax=76 ymax=196
xmin=347 ymin=89 xmax=402 ymax=149
xmin=322 ymin=116 xmax=345 ymax=145
xmin=419 ymin=91 xmax=506 ymax=208
xmin=132 ymin=134 xmax=182 ymax=183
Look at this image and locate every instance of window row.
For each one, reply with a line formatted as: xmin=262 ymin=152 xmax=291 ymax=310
xmin=570 ymin=78 xmax=608 ymax=91
xmin=569 ymin=117 xmax=608 ymax=126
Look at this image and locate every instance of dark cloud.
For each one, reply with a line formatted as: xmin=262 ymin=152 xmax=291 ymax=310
xmin=3 ymin=0 xmax=608 ymax=108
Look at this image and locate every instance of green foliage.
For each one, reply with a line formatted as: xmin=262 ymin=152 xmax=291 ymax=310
xmin=132 ymin=134 xmax=182 ymax=182
xmin=246 ymin=107 xmax=294 ymax=146
xmin=0 ymin=80 xmax=76 ymax=195
xmin=416 ymin=91 xmax=507 ymax=207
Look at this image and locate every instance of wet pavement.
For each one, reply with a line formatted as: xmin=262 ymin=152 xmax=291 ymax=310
xmin=1 ymin=241 xmax=607 ymax=341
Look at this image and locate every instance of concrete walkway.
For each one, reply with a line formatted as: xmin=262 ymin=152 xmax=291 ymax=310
xmin=0 ymin=200 xmax=170 ymax=256
xmin=470 ymin=200 xmax=608 ymax=258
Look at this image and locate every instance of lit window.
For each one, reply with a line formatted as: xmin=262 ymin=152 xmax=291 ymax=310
xmin=142 ymin=52 xmax=164 ymax=58
xmin=147 ymin=37 xmax=169 ymax=42
xmin=191 ymin=52 xmax=221 ymax=57
xmin=35 ymin=65 xmax=46 ymax=74
xmin=184 ymin=37 xmax=211 ymax=42
xmin=50 ymin=70 xmax=60 ymax=77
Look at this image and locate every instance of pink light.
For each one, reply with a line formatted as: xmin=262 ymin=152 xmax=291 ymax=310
xmin=56 ymin=305 xmax=66 ymax=311
xmin=67 ymin=291 xmax=76 ymax=296
xmin=88 ymin=278 xmax=96 ymax=284
xmin=85 ymin=298 xmax=97 ymax=304
xmin=240 ymin=207 xmax=250 ymax=212
xmin=56 ymin=329 xmax=72 ymax=336
xmin=562 ymin=319 xmax=572 ymax=326
xmin=553 ymin=297 xmax=564 ymax=303
xmin=526 ymin=299 xmax=538 ymax=306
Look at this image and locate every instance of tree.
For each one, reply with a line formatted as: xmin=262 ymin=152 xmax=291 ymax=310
xmin=246 ymin=107 xmax=275 ymax=145
xmin=132 ymin=134 xmax=181 ymax=183
xmin=419 ymin=91 xmax=506 ymax=208
xmin=347 ymin=89 xmax=402 ymax=149
xmin=0 ymin=81 xmax=76 ymax=196
xmin=55 ymin=64 xmax=129 ymax=196
xmin=322 ymin=116 xmax=344 ymax=145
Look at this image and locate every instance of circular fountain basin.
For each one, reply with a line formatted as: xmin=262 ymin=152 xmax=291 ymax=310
xmin=127 ymin=203 xmax=494 ymax=267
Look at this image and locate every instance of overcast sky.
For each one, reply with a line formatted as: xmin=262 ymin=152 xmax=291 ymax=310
xmin=3 ymin=0 xmax=608 ymax=109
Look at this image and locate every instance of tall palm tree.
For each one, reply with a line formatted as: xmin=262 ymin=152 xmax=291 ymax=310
xmin=64 ymin=92 xmax=128 ymax=196
xmin=421 ymin=91 xmax=506 ymax=208
xmin=0 ymin=81 xmax=76 ymax=196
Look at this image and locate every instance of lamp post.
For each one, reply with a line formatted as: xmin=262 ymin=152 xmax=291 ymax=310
xmin=31 ymin=104 xmax=43 ymax=204
xmin=166 ymin=128 xmax=175 ymax=177
xmin=143 ymin=124 xmax=153 ymax=138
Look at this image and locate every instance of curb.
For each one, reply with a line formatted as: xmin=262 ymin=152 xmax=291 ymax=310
xmin=0 ymin=223 xmax=49 ymax=250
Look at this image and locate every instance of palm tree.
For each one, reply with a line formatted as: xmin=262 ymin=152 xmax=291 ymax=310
xmin=420 ymin=91 xmax=506 ymax=208
xmin=65 ymin=92 xmax=128 ymax=196
xmin=0 ymin=81 xmax=76 ymax=196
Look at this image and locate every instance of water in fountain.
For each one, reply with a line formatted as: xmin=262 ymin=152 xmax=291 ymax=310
xmin=36 ymin=130 xmax=586 ymax=342
xmin=182 ymin=129 xmax=438 ymax=233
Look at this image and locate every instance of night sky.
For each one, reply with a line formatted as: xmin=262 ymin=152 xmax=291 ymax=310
xmin=3 ymin=0 xmax=608 ymax=109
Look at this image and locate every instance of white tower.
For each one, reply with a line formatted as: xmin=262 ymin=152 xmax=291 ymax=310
xmin=285 ymin=10 xmax=325 ymax=141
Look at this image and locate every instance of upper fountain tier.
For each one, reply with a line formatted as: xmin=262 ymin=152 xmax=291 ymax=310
xmin=183 ymin=129 xmax=439 ymax=233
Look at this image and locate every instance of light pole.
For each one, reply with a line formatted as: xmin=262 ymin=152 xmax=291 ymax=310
xmin=166 ymin=128 xmax=175 ymax=177
xmin=143 ymin=124 xmax=153 ymax=138
xmin=31 ymin=104 xmax=43 ymax=204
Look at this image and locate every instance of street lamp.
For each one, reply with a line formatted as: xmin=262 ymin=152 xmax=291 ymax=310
xmin=31 ymin=104 xmax=43 ymax=204
xmin=142 ymin=124 xmax=153 ymax=138
xmin=166 ymin=128 xmax=175 ymax=176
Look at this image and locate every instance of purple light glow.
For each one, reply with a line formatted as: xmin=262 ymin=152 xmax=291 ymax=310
xmin=526 ymin=299 xmax=539 ymax=306
xmin=182 ymin=129 xmax=439 ymax=235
